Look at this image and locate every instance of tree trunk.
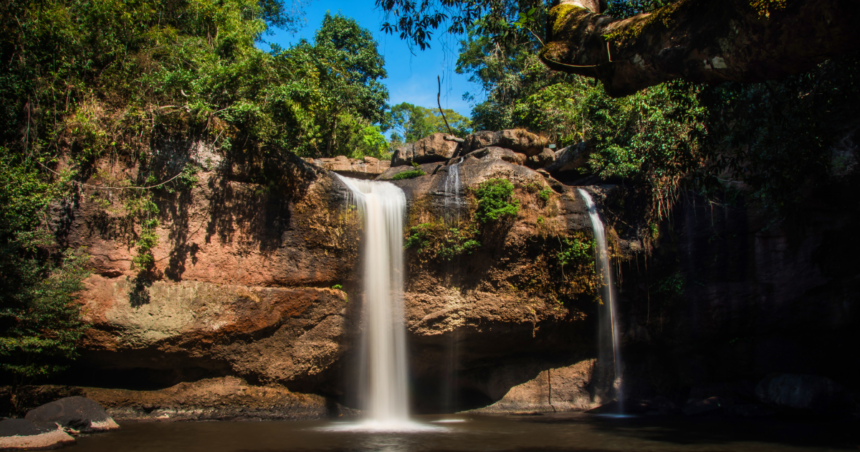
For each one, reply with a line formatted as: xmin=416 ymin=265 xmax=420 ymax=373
xmin=541 ymin=0 xmax=860 ymax=97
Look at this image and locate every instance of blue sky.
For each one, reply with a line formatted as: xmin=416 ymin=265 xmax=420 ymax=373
xmin=258 ymin=0 xmax=484 ymax=118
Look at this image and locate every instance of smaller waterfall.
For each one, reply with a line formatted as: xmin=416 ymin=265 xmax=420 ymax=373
xmin=443 ymin=158 xmax=464 ymax=225
xmin=577 ymin=188 xmax=624 ymax=410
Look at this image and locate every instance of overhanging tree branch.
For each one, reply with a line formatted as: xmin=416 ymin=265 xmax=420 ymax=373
xmin=541 ymin=0 xmax=860 ymax=96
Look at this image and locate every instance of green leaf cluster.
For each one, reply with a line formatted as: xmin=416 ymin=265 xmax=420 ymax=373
xmin=404 ymin=222 xmax=481 ymax=261
xmin=0 ymin=148 xmax=89 ymax=383
xmin=472 ymin=178 xmax=520 ymax=223
xmin=383 ymin=102 xmax=472 ymax=147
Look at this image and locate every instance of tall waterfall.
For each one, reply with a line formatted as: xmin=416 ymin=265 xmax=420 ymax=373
xmin=577 ymin=188 xmax=624 ymax=410
xmin=336 ymin=175 xmax=411 ymax=427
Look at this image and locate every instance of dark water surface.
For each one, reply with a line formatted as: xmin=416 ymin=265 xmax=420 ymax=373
xmin=71 ymin=413 xmax=859 ymax=452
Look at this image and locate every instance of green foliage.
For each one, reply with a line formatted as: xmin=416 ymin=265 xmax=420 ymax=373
xmin=538 ymin=187 xmax=552 ymax=202
xmin=653 ymin=271 xmax=685 ymax=296
xmin=698 ymin=55 xmax=860 ymax=219
xmin=473 ymin=178 xmax=520 ymax=223
xmin=0 ymin=249 xmax=90 ymax=381
xmin=556 ymin=237 xmax=593 ymax=269
xmin=332 ymin=284 xmax=343 ymax=290
xmin=0 ymin=147 xmax=91 ymax=383
xmin=390 ymin=169 xmax=426 ymax=180
xmin=383 ymin=102 xmax=472 ymax=146
xmin=404 ymin=222 xmax=481 ymax=261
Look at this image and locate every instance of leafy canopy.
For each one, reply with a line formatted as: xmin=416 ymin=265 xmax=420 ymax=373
xmin=383 ymin=102 xmax=472 ymax=146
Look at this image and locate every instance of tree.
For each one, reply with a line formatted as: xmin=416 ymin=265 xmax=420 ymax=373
xmin=310 ymin=13 xmax=390 ymax=156
xmin=383 ymin=102 xmax=472 ymax=145
xmin=376 ymin=0 xmax=860 ymax=97
xmin=0 ymin=148 xmax=89 ymax=385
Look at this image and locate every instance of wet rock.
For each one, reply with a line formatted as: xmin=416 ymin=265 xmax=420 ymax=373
xmin=0 ymin=419 xmax=75 ymax=450
xmin=755 ymin=373 xmax=852 ymax=415
xmin=464 ymin=129 xmax=549 ymax=156
xmin=391 ymin=133 xmax=461 ymax=166
xmin=25 ymin=396 xmax=118 ymax=433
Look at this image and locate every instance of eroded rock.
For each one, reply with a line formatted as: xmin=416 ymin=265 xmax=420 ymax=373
xmin=545 ymin=142 xmax=591 ymax=174
xmin=0 ymin=419 xmax=75 ymax=450
xmin=469 ymin=360 xmax=601 ymax=413
xmin=306 ymin=155 xmax=390 ymax=179
xmin=83 ymin=376 xmax=342 ymax=421
xmin=470 ymin=146 xmax=527 ymax=166
xmin=391 ymin=133 xmax=462 ymax=166
xmin=755 ymin=373 xmax=852 ymax=415
xmin=25 ymin=396 xmax=118 ymax=433
xmin=527 ymin=148 xmax=556 ymax=169
xmin=464 ymin=129 xmax=549 ymax=157
xmin=80 ymin=281 xmax=349 ymax=392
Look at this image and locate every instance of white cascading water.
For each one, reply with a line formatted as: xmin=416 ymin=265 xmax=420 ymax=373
xmin=334 ymin=174 xmax=423 ymax=430
xmin=443 ymin=157 xmax=464 ymax=225
xmin=577 ymin=189 xmax=624 ymax=411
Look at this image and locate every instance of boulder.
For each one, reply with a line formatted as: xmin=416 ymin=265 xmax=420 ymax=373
xmin=83 ymin=376 xmax=343 ymax=421
xmin=25 ymin=396 xmax=118 ymax=433
xmin=527 ymin=148 xmax=556 ymax=169
xmin=470 ymin=146 xmax=526 ymax=166
xmin=755 ymin=373 xmax=852 ymax=415
xmin=464 ymin=129 xmax=549 ymax=157
xmin=0 ymin=419 xmax=75 ymax=450
xmin=377 ymin=161 xmax=443 ymax=181
xmin=645 ymin=396 xmax=681 ymax=415
xmin=391 ymin=133 xmax=461 ymax=166
xmin=544 ymin=142 xmax=592 ymax=174
xmin=469 ymin=360 xmax=600 ymax=413
xmin=683 ymin=396 xmax=723 ymax=416
xmin=306 ymin=155 xmax=390 ymax=179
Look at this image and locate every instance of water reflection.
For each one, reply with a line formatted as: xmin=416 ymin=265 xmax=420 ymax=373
xmin=70 ymin=413 xmax=859 ymax=452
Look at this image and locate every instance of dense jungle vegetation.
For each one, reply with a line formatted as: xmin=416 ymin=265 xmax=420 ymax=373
xmin=1 ymin=0 xmax=859 ymax=383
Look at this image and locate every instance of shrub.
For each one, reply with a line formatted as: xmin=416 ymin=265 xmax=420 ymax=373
xmin=390 ymin=169 xmax=425 ymax=180
xmin=473 ymin=178 xmax=520 ymax=223
xmin=538 ymin=187 xmax=553 ymax=202
xmin=404 ymin=222 xmax=481 ymax=261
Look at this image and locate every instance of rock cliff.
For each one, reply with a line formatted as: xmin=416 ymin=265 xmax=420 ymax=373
xmin=16 ymin=131 xmax=857 ymax=419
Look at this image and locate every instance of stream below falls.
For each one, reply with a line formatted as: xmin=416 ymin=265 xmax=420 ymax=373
xmin=70 ymin=414 xmax=858 ymax=452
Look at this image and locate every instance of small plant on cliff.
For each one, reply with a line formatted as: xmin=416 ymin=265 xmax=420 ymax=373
xmin=390 ymin=162 xmax=426 ymax=180
xmin=538 ymin=187 xmax=553 ymax=202
xmin=404 ymin=222 xmax=481 ymax=261
xmin=473 ymin=178 xmax=520 ymax=223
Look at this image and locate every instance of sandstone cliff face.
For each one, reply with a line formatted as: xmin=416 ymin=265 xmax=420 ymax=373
xmin=65 ymin=148 xmax=609 ymax=414
xmin=59 ymin=133 xmax=860 ymax=417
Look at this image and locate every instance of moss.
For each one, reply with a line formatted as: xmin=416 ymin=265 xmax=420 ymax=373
xmin=549 ymin=3 xmax=592 ymax=38
xmin=750 ymin=0 xmax=786 ymax=17
xmin=604 ymin=1 xmax=684 ymax=47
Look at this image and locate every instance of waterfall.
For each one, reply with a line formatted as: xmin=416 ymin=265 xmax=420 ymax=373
xmin=441 ymin=157 xmax=464 ymax=412
xmin=335 ymin=174 xmax=412 ymax=427
xmin=443 ymin=158 xmax=464 ymax=225
xmin=577 ymin=188 xmax=624 ymax=410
